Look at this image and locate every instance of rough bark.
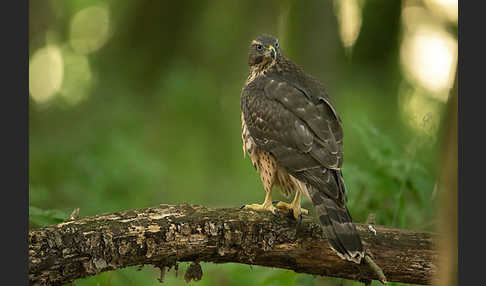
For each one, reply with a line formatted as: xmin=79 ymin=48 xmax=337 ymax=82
xmin=29 ymin=204 xmax=437 ymax=285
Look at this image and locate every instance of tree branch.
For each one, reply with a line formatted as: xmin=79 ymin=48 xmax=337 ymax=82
xmin=29 ymin=204 xmax=437 ymax=285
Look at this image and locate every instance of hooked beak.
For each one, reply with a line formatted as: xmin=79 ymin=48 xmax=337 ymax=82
xmin=268 ymin=45 xmax=277 ymax=60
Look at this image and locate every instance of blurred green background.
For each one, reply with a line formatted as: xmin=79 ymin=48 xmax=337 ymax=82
xmin=29 ymin=0 xmax=457 ymax=285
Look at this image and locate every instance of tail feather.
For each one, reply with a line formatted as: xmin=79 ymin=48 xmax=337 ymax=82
xmin=297 ymin=170 xmax=364 ymax=264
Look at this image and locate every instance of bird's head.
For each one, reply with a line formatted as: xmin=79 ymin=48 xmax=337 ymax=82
xmin=248 ymin=34 xmax=281 ymax=70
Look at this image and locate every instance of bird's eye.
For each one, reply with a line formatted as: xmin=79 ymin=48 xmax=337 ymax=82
xmin=275 ymin=42 xmax=279 ymax=48
xmin=256 ymin=44 xmax=263 ymax=51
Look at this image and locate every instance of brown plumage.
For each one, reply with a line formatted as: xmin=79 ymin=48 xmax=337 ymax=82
xmin=240 ymin=34 xmax=364 ymax=264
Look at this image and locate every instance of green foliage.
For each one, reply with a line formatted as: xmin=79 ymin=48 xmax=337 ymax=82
xmin=29 ymin=206 xmax=70 ymax=228
xmin=343 ymin=121 xmax=436 ymax=230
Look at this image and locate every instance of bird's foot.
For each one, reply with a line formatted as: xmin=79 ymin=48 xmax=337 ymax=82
xmin=273 ymin=201 xmax=308 ymax=220
xmin=241 ymin=202 xmax=278 ymax=215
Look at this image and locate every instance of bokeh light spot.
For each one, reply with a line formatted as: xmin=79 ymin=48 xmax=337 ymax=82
xmin=425 ymin=0 xmax=458 ymax=23
xmin=70 ymin=6 xmax=111 ymax=55
xmin=29 ymin=45 xmax=64 ymax=103
xmin=60 ymin=47 xmax=92 ymax=105
xmin=400 ymin=26 xmax=457 ymax=98
xmin=334 ymin=0 xmax=363 ymax=51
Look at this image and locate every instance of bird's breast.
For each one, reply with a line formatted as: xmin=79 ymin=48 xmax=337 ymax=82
xmin=241 ymin=112 xmax=259 ymax=169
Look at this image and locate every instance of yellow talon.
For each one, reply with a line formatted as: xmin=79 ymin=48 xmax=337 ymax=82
xmin=242 ymin=191 xmax=278 ymax=214
xmin=242 ymin=203 xmax=277 ymax=214
xmin=275 ymin=201 xmax=308 ymax=220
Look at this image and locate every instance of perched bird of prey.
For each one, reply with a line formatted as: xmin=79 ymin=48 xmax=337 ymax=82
xmin=240 ymin=34 xmax=364 ymax=264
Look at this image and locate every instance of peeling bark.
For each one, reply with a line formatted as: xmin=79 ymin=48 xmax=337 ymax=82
xmin=29 ymin=204 xmax=437 ymax=285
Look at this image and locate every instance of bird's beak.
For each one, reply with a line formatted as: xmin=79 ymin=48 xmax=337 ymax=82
xmin=268 ymin=45 xmax=277 ymax=60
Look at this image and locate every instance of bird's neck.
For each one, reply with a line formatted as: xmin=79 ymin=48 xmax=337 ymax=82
xmin=247 ymin=65 xmax=270 ymax=84
xmin=247 ymin=57 xmax=286 ymax=84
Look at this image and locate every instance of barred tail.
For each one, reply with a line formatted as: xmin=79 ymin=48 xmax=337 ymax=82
xmin=306 ymin=174 xmax=364 ymax=264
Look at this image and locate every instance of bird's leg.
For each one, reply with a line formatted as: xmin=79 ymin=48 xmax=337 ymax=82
xmin=241 ymin=152 xmax=279 ymax=215
xmin=241 ymin=189 xmax=278 ymax=215
xmin=275 ymin=190 xmax=308 ymax=220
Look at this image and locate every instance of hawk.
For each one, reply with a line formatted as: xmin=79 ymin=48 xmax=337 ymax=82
xmin=240 ymin=34 xmax=364 ymax=264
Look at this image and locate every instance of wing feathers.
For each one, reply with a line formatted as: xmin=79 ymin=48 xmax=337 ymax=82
xmin=264 ymin=79 xmax=342 ymax=158
xmin=262 ymin=79 xmax=343 ymax=169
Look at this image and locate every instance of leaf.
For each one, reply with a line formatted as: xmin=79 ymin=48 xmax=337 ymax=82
xmin=29 ymin=206 xmax=70 ymax=228
xmin=346 ymin=120 xmax=436 ymax=227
